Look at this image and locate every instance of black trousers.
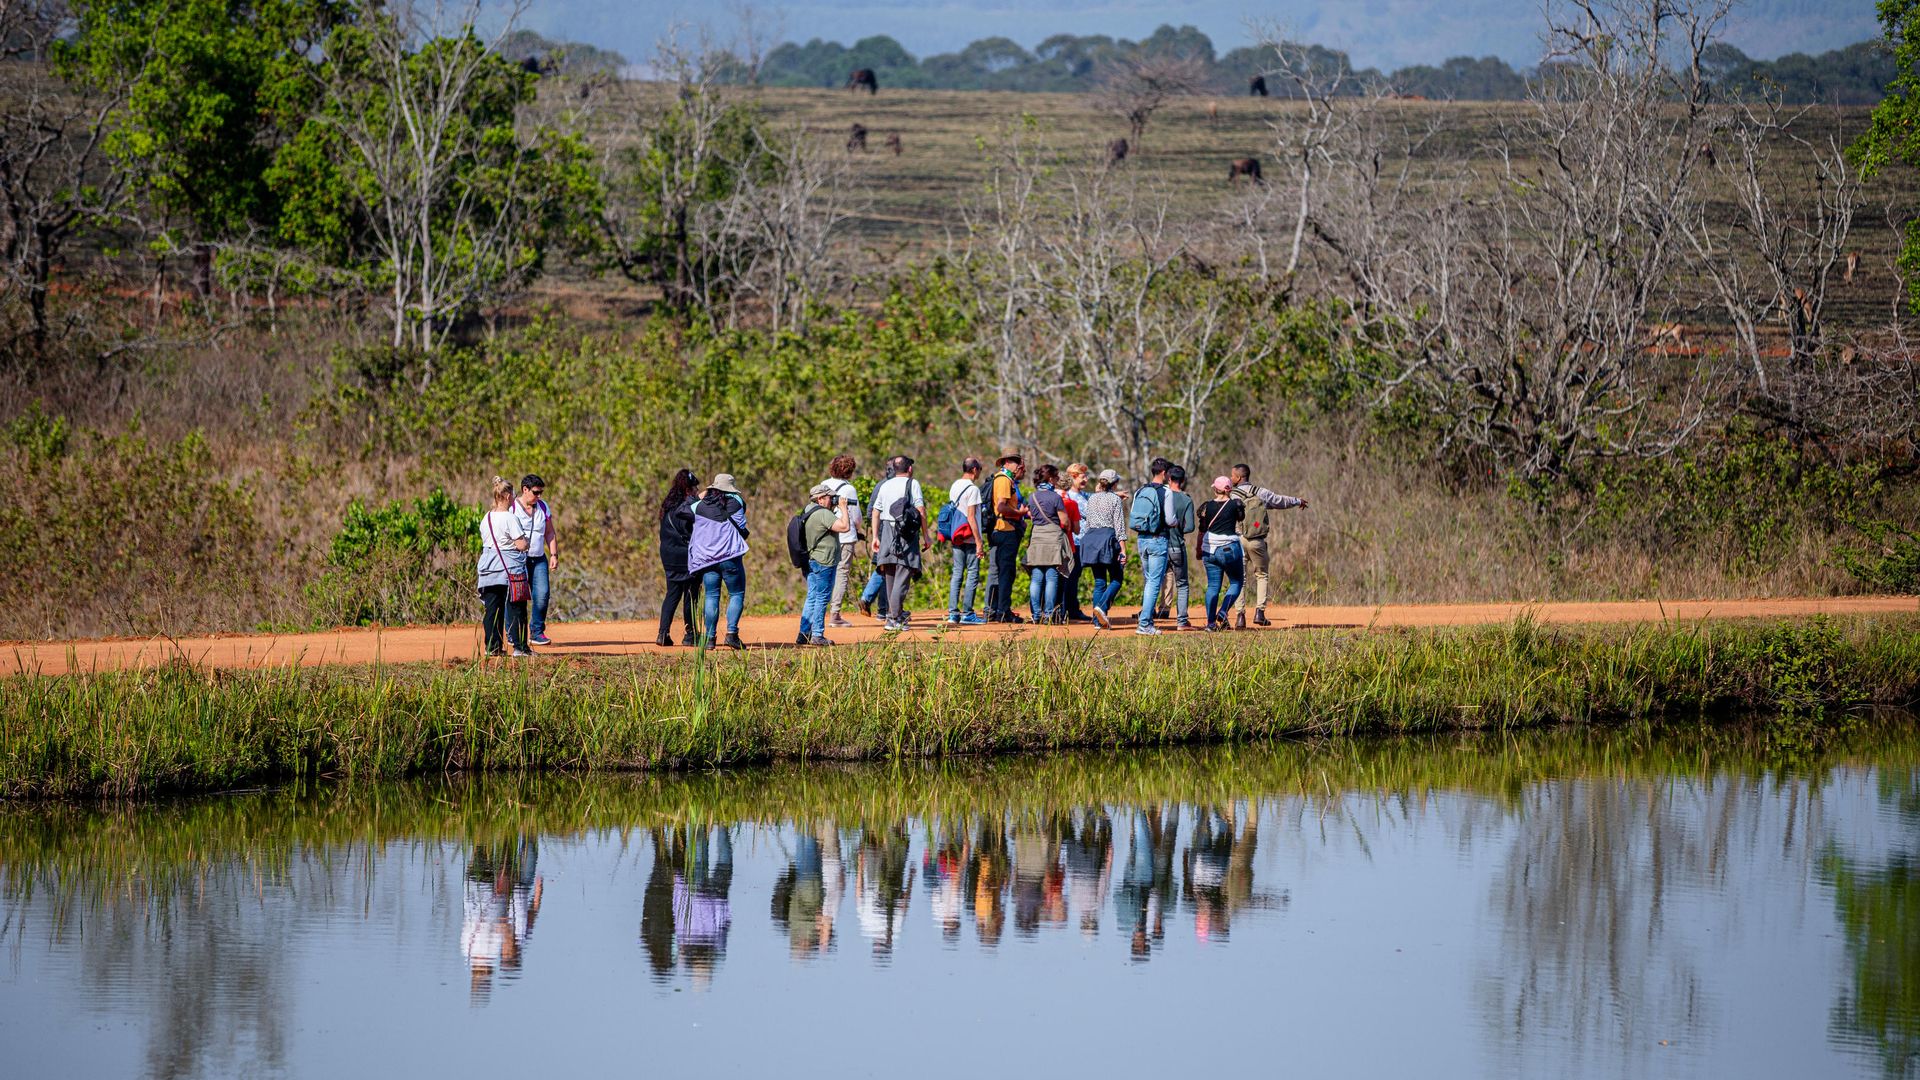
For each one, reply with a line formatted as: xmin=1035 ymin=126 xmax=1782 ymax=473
xmin=481 ymin=585 xmax=528 ymax=654
xmin=1062 ymin=559 xmax=1088 ymax=619
xmin=987 ymin=529 xmax=1023 ymax=617
xmin=657 ymin=577 xmax=699 ymax=641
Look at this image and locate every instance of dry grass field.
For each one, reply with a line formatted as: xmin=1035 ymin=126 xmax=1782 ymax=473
xmin=554 ymin=85 xmax=1917 ymax=334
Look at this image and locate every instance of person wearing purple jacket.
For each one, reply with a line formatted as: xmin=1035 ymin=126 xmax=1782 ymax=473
xmin=688 ymin=474 xmax=751 ymax=649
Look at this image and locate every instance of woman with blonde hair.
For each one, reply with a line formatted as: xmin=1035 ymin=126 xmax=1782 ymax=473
xmin=1061 ymin=463 xmax=1093 ymax=623
xmin=478 ymin=476 xmax=532 ymax=657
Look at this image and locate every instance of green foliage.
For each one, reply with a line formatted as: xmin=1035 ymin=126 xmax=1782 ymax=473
xmin=1851 ymin=0 xmax=1920 ymax=312
xmin=305 ymin=488 xmax=481 ymax=627
xmin=56 ymin=0 xmax=349 ymax=245
xmin=1839 ymin=516 xmax=1920 ymax=594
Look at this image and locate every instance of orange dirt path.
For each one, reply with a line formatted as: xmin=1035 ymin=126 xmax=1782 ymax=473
xmin=7 ymin=596 xmax=1916 ymax=677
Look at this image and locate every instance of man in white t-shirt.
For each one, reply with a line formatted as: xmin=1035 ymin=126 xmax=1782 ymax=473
xmin=513 ymin=475 xmax=557 ymax=645
xmin=868 ymin=455 xmax=927 ymax=633
xmin=821 ymin=454 xmax=861 ymax=628
xmin=945 ymin=457 xmax=986 ymax=625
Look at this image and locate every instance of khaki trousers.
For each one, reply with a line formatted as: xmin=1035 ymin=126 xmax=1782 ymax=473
xmin=827 ymin=543 xmax=856 ymax=616
xmin=1231 ymin=534 xmax=1269 ymax=615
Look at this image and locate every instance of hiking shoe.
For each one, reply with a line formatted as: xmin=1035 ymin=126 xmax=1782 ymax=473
xmin=486 ymin=649 xmax=508 ymax=658
xmin=796 ymin=632 xmax=808 ymax=645
xmin=510 ymin=648 xmax=534 ymax=658
xmin=809 ymin=635 xmax=834 ymax=647
xmin=654 ymin=633 xmax=672 ymax=647
xmin=1135 ymin=625 xmax=1161 ymax=636
xmin=530 ymin=633 xmax=552 ymax=646
xmin=1254 ymin=612 xmax=1272 ymax=627
xmin=859 ymin=599 xmax=873 ymax=618
xmin=959 ymin=612 xmax=987 ymax=626
xmin=1091 ymin=608 xmax=1112 ymax=629
xmin=1234 ymin=613 xmax=1246 ymax=630
xmin=829 ymin=616 xmax=854 ymax=628
xmin=724 ymin=633 xmax=745 ymax=650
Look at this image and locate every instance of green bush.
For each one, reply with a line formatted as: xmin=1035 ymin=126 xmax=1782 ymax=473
xmin=305 ymin=488 xmax=482 ymax=627
xmin=1838 ymin=516 xmax=1920 ymax=594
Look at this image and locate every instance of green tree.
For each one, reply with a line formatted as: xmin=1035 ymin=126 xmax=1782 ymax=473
xmin=1851 ymin=0 xmax=1920 ymax=311
xmin=268 ymin=7 xmax=596 ymax=354
xmin=55 ymin=0 xmax=351 ymax=295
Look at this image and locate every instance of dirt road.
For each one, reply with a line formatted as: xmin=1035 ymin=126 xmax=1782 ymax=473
xmin=7 ymin=596 xmax=1915 ymax=677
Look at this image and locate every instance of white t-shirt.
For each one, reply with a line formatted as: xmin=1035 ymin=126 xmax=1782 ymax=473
xmin=511 ymin=499 xmax=550 ymax=558
xmin=477 ymin=510 xmax=527 ymax=587
xmin=949 ymin=477 xmax=982 ymax=528
xmin=873 ymin=476 xmax=925 ymax=523
xmin=822 ymin=478 xmax=859 ymax=545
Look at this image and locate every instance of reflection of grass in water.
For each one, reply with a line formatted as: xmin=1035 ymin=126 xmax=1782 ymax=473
xmin=3 ymin=616 xmax=1918 ymax=799
xmin=3 ymin=716 xmax=1918 ymax=906
xmin=1821 ymin=765 xmax=1920 ymax=1080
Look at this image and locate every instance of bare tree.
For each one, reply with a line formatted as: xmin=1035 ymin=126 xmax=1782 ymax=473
xmin=1275 ymin=0 xmax=1732 ymax=479
xmin=0 ymin=0 xmax=127 ymax=359
xmin=310 ymin=0 xmax=584 ymax=354
xmin=1682 ymin=92 xmax=1863 ymax=429
xmin=1089 ymin=52 xmax=1209 ymax=146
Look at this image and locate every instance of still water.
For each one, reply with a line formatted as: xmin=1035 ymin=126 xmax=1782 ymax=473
xmin=2 ymin=722 xmax=1916 ymax=1079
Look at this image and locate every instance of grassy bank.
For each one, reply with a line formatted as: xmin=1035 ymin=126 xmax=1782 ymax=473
xmin=4 ymin=615 xmax=1918 ymax=799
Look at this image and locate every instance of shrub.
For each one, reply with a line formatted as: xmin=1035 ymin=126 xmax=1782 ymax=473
xmin=305 ymin=488 xmax=482 ymax=627
xmin=1838 ymin=516 xmax=1920 ymax=595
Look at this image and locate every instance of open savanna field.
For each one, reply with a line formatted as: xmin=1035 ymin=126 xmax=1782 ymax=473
xmin=557 ymin=85 xmax=1918 ymax=332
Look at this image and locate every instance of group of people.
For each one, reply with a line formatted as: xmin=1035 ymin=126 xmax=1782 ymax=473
xmin=787 ymin=452 xmax=1306 ymax=645
xmin=479 ymin=454 xmax=1306 ymax=653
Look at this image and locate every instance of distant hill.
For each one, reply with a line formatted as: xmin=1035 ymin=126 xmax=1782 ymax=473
xmin=749 ymin=24 xmax=1898 ymax=105
xmin=499 ymin=28 xmax=627 ymax=76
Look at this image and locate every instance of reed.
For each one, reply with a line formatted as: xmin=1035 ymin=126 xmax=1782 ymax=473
xmin=3 ymin=615 xmax=1917 ymax=799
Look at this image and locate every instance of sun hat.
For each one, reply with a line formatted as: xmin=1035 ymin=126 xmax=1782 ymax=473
xmin=710 ymin=473 xmax=741 ymax=495
xmin=1212 ymin=476 xmax=1232 ymax=493
xmin=809 ymin=482 xmax=834 ymax=499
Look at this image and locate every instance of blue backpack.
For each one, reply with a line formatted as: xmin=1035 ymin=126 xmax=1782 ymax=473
xmin=934 ymin=500 xmax=963 ymax=543
xmin=1128 ymin=482 xmax=1166 ymax=536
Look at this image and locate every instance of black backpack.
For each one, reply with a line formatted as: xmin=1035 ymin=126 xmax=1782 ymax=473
xmin=786 ymin=504 xmax=826 ymax=570
xmin=887 ymin=479 xmax=924 ymax=534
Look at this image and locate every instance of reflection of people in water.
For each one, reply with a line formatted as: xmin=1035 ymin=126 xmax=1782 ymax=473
xmin=855 ymin=821 xmax=915 ymax=958
xmin=771 ymin=821 xmax=845 ymax=958
xmin=923 ymin=821 xmax=970 ymax=943
xmin=640 ymin=825 xmax=735 ymax=986
xmin=1011 ymin=813 xmax=1068 ymax=937
xmin=462 ymin=836 xmax=544 ymax=1003
xmin=1062 ymin=807 xmax=1114 ymax=938
xmin=962 ymin=818 xmax=1010 ymax=947
xmin=1115 ymin=804 xmax=1179 ymax=961
xmin=1183 ymin=802 xmax=1280 ymax=942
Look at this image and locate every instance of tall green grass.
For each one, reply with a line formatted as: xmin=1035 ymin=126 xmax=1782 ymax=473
xmin=4 ymin=616 xmax=1917 ymax=799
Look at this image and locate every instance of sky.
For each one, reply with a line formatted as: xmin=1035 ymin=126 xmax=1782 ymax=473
xmin=516 ymin=0 xmax=1883 ymax=73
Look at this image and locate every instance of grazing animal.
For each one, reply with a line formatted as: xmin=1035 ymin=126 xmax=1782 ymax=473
xmin=884 ymin=131 xmax=902 ymax=155
xmin=1206 ymin=100 xmax=1219 ymax=125
xmin=1699 ymin=140 xmax=1716 ymax=168
xmin=847 ymin=123 xmax=869 ymax=152
xmin=1249 ymin=75 xmax=1268 ymax=97
xmin=1107 ymin=138 xmax=1129 ymax=164
xmin=847 ymin=68 xmax=878 ymax=95
xmin=1646 ymin=322 xmax=1688 ymax=350
xmin=1227 ymin=157 xmax=1263 ymax=185
xmin=1844 ymin=251 xmax=1860 ymax=283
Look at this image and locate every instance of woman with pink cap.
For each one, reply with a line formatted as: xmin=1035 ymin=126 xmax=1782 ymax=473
xmin=1194 ymin=476 xmax=1247 ymax=632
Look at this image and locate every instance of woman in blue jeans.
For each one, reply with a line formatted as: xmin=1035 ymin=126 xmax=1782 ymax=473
xmin=1196 ymin=476 xmax=1246 ymax=632
xmin=687 ymin=475 xmax=751 ymax=649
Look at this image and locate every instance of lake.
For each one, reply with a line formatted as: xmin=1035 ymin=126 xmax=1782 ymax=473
xmin=3 ymin=720 xmax=1916 ymax=1079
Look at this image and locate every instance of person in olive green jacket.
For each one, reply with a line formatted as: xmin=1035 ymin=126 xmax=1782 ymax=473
xmin=1228 ymin=463 xmax=1308 ymax=628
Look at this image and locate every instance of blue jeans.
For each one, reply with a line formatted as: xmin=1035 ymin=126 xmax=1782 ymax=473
xmin=800 ymin=558 xmax=836 ymax=637
xmin=702 ymin=557 xmax=747 ymax=640
xmin=1135 ymin=536 xmax=1169 ymax=629
xmin=526 ymin=556 xmax=550 ymax=637
xmin=1028 ymin=566 xmax=1060 ymax=620
xmin=860 ymin=568 xmax=890 ymax=616
xmin=1091 ymin=563 xmax=1125 ymax=611
xmin=949 ymin=545 xmax=981 ymax=618
xmin=1202 ymin=542 xmax=1244 ymax=625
